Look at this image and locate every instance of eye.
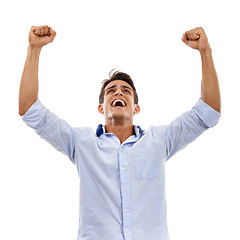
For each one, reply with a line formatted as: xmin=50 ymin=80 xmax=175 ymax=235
xmin=107 ymin=89 xmax=114 ymax=94
xmin=123 ymin=89 xmax=131 ymax=94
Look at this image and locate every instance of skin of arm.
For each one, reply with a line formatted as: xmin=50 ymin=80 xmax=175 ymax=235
xmin=19 ymin=25 xmax=56 ymax=116
xmin=182 ymin=27 xmax=221 ymax=113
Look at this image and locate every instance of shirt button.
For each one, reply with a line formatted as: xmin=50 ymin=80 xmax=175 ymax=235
xmin=125 ymin=208 xmax=128 ymax=212
xmin=122 ymin=167 xmax=125 ymax=170
xmin=125 ymin=229 xmax=129 ymax=233
xmin=124 ymin=186 xmax=127 ymax=190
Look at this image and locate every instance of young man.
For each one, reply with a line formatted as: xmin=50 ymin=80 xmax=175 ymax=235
xmin=19 ymin=25 xmax=221 ymax=240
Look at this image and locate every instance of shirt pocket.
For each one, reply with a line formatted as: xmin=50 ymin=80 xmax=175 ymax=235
xmin=134 ymin=148 xmax=161 ymax=180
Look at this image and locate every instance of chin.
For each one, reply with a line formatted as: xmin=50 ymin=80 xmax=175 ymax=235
xmin=111 ymin=113 xmax=125 ymax=119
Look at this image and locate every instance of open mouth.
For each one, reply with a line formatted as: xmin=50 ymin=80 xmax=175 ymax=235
xmin=111 ymin=99 xmax=126 ymax=107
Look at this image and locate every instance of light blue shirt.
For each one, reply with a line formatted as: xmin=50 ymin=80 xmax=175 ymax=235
xmin=21 ymin=98 xmax=221 ymax=240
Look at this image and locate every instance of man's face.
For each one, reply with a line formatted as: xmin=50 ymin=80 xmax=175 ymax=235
xmin=98 ymin=80 xmax=140 ymax=122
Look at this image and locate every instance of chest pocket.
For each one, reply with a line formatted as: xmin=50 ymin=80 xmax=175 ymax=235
xmin=134 ymin=148 xmax=161 ymax=180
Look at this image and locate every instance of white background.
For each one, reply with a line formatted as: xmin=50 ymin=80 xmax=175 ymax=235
xmin=0 ymin=0 xmax=239 ymax=239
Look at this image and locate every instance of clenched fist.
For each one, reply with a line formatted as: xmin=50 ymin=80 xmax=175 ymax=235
xmin=29 ymin=25 xmax=56 ymax=48
xmin=181 ymin=27 xmax=211 ymax=53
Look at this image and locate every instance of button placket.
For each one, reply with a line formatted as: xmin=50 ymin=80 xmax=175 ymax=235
xmin=118 ymin=146 xmax=132 ymax=239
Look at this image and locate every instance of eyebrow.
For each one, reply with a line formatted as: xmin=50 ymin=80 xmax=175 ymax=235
xmin=106 ymin=85 xmax=133 ymax=92
xmin=122 ymin=85 xmax=133 ymax=91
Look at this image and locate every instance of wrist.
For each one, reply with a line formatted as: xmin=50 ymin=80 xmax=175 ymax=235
xmin=28 ymin=45 xmax=42 ymax=55
xmin=200 ymin=47 xmax=212 ymax=57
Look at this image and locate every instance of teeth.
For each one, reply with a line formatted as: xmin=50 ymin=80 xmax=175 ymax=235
xmin=112 ymin=99 xmax=126 ymax=107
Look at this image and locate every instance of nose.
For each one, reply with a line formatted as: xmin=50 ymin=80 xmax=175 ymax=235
xmin=114 ymin=88 xmax=123 ymax=96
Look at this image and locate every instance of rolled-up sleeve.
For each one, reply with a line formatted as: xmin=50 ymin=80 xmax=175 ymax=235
xmin=164 ymin=98 xmax=221 ymax=160
xmin=21 ymin=99 xmax=76 ymax=163
xmin=191 ymin=98 xmax=221 ymax=128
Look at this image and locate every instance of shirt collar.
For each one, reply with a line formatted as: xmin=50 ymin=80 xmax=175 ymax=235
xmin=96 ymin=124 xmax=144 ymax=137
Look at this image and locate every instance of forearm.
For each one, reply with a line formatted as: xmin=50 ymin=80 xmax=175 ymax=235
xmin=182 ymin=27 xmax=221 ymax=113
xmin=200 ymin=49 xmax=221 ymax=113
xmin=19 ymin=46 xmax=41 ymax=116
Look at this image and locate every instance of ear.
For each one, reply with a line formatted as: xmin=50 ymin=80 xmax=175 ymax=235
xmin=134 ymin=104 xmax=140 ymax=115
xmin=98 ymin=104 xmax=104 ymax=114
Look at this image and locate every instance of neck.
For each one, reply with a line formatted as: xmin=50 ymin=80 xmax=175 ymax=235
xmin=105 ymin=121 xmax=135 ymax=144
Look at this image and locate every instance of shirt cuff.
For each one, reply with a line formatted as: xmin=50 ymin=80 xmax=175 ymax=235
xmin=191 ymin=98 xmax=221 ymax=128
xmin=21 ymin=99 xmax=47 ymax=128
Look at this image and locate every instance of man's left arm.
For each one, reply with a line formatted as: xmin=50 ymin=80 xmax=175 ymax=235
xmin=182 ymin=27 xmax=221 ymax=113
xmin=156 ymin=28 xmax=221 ymax=160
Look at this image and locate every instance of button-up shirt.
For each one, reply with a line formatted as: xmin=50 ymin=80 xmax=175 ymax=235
xmin=21 ymin=98 xmax=221 ymax=240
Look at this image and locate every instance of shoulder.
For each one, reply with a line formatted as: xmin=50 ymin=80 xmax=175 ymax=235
xmin=73 ymin=127 xmax=95 ymax=141
xmin=141 ymin=125 xmax=168 ymax=142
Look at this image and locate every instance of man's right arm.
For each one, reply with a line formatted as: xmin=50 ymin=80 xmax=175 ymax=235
xmin=19 ymin=25 xmax=56 ymax=116
xmin=19 ymin=26 xmax=79 ymax=163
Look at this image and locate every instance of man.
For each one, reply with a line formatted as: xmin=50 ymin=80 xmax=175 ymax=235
xmin=19 ymin=25 xmax=221 ymax=240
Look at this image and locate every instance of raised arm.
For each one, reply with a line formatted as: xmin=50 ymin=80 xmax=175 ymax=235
xmin=181 ymin=27 xmax=221 ymax=113
xmin=18 ymin=25 xmax=56 ymax=116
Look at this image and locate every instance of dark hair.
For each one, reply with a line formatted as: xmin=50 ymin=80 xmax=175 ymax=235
xmin=99 ymin=69 xmax=138 ymax=104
